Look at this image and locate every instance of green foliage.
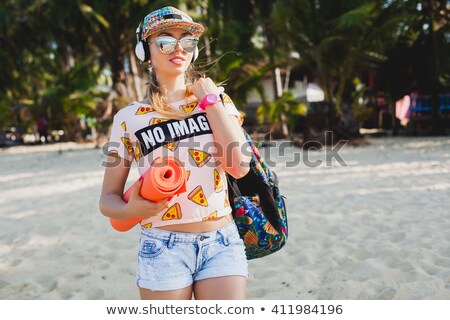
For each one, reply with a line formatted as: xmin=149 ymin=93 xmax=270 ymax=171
xmin=41 ymin=59 xmax=105 ymax=128
xmin=0 ymin=0 xmax=447 ymax=139
xmin=0 ymin=100 xmax=13 ymax=127
xmin=273 ymin=0 xmax=412 ymax=120
xmin=351 ymin=78 xmax=374 ymax=123
xmin=198 ymin=0 xmax=268 ymax=105
xmin=375 ymin=0 xmax=450 ymax=99
xmin=257 ymin=91 xmax=308 ymax=134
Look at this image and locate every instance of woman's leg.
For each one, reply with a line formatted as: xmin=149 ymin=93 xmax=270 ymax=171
xmin=139 ymin=285 xmax=193 ymax=300
xmin=193 ymin=276 xmax=246 ymax=300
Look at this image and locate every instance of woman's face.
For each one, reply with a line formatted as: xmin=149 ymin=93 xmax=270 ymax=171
xmin=148 ymin=28 xmax=196 ymax=78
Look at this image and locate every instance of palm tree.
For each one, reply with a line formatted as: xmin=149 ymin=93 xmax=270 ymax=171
xmin=201 ymin=0 xmax=298 ymax=137
xmin=374 ymin=0 xmax=449 ymax=135
xmin=77 ymin=0 xmax=157 ymax=120
xmin=272 ymin=0 xmax=411 ymax=138
xmin=202 ymin=0 xmax=266 ymax=100
xmin=0 ymin=0 xmax=182 ymax=136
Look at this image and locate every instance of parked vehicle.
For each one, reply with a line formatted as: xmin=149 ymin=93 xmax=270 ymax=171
xmin=0 ymin=127 xmax=23 ymax=147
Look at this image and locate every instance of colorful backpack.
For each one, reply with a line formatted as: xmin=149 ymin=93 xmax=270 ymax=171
xmin=226 ymin=130 xmax=288 ymax=260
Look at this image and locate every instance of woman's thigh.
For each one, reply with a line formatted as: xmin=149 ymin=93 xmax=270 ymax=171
xmin=193 ymin=276 xmax=247 ymax=300
xmin=140 ymin=285 xmax=193 ymax=300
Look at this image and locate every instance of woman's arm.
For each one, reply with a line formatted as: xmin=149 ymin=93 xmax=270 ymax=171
xmin=189 ymin=77 xmax=250 ymax=179
xmin=99 ymin=155 xmax=171 ymax=220
xmin=206 ymin=105 xmax=251 ymax=179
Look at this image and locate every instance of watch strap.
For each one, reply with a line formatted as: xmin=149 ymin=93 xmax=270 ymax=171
xmin=198 ymin=94 xmax=220 ymax=110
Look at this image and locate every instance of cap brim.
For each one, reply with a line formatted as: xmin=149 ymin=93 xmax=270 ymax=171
xmin=143 ymin=21 xmax=205 ymax=39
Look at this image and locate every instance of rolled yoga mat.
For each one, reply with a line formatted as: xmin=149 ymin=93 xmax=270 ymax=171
xmin=110 ymin=156 xmax=187 ymax=232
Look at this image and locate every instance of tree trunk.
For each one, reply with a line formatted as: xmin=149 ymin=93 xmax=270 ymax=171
xmin=59 ymin=43 xmax=75 ymax=72
xmin=427 ymin=0 xmax=445 ymax=135
xmin=260 ymin=1 xmax=289 ymax=138
xmin=128 ymin=45 xmax=144 ymax=102
xmin=283 ymin=64 xmax=291 ymax=93
xmin=390 ymin=96 xmax=398 ymax=136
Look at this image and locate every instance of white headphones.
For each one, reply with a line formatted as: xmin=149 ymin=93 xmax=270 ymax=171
xmin=134 ymin=23 xmax=199 ymax=63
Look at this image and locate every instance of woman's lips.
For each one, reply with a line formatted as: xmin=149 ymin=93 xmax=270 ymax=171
xmin=170 ymin=56 xmax=185 ymax=65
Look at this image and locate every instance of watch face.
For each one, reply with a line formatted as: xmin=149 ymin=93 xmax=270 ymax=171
xmin=206 ymin=94 xmax=218 ymax=104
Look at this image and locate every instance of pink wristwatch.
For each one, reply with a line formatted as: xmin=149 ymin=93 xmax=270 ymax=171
xmin=198 ymin=94 xmax=220 ymax=110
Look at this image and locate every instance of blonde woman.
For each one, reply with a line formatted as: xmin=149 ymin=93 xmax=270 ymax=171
xmin=99 ymin=6 xmax=250 ymax=300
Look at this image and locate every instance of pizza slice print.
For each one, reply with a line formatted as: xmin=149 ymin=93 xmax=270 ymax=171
xmin=188 ymin=186 xmax=209 ymax=207
xmin=188 ymin=149 xmax=211 ymax=167
xmin=134 ymin=142 xmax=142 ymax=162
xmin=135 ymin=105 xmax=155 ymax=115
xmin=162 ymin=203 xmax=182 ymax=221
xmin=121 ymin=121 xmax=127 ymax=131
xmin=163 ymin=141 xmax=179 ymax=152
xmin=213 ymin=169 xmax=223 ymax=192
xmin=185 ymin=170 xmax=191 ymax=181
xmin=142 ymin=223 xmax=152 ymax=229
xmin=222 ymin=94 xmax=234 ymax=105
xmin=150 ymin=117 xmax=168 ymax=125
xmin=224 ymin=190 xmax=230 ymax=207
xmin=121 ymin=137 xmax=134 ymax=156
xmin=203 ymin=211 xmax=217 ymax=221
xmin=180 ymin=102 xmax=198 ymax=113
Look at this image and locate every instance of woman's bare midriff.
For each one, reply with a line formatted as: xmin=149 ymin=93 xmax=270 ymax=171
xmin=157 ymin=214 xmax=234 ymax=233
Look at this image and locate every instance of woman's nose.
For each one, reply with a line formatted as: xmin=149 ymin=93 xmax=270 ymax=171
xmin=173 ymin=40 xmax=184 ymax=53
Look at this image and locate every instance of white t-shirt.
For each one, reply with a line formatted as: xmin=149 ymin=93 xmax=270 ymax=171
xmin=107 ymin=94 xmax=243 ymax=228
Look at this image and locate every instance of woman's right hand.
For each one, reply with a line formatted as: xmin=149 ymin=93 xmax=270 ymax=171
xmin=124 ymin=179 xmax=177 ymax=218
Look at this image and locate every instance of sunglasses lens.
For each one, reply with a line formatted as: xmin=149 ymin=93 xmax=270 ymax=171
xmin=180 ymin=37 xmax=198 ymax=53
xmin=155 ymin=37 xmax=176 ymax=54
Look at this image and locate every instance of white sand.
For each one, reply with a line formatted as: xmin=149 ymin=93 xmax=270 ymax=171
xmin=1 ymin=137 xmax=450 ymax=299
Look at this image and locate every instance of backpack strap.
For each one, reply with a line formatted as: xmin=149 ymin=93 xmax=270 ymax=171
xmin=226 ymin=174 xmax=241 ymax=198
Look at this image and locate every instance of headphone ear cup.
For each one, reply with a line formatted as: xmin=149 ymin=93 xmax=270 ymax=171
xmin=192 ymin=46 xmax=199 ymax=63
xmin=135 ymin=41 xmax=145 ymax=62
xmin=135 ymin=40 xmax=150 ymax=62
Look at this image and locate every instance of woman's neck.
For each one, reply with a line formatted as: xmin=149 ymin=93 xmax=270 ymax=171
xmin=156 ymin=73 xmax=187 ymax=103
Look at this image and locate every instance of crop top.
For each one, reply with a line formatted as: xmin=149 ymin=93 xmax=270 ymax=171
xmin=107 ymin=93 xmax=244 ymax=228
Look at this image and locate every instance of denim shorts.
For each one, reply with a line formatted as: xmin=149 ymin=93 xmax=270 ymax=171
xmin=136 ymin=222 xmax=248 ymax=291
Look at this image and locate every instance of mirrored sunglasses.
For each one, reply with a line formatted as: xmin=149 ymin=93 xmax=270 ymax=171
xmin=150 ymin=36 xmax=199 ymax=54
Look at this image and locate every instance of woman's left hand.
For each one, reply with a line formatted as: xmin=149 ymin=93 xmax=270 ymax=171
xmin=188 ymin=77 xmax=224 ymax=101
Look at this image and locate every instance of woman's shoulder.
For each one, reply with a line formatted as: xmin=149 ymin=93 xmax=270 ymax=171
xmin=220 ymin=92 xmax=235 ymax=105
xmin=114 ymin=101 xmax=156 ymax=118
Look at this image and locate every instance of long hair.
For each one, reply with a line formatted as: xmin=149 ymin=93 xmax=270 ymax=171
xmin=147 ymin=64 xmax=202 ymax=120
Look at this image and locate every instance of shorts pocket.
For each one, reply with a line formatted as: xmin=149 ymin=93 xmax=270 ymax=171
xmin=226 ymin=230 xmax=246 ymax=247
xmin=139 ymin=239 xmax=166 ymax=259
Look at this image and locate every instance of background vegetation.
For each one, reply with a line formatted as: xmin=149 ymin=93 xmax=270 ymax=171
xmin=1 ymin=0 xmax=448 ymax=143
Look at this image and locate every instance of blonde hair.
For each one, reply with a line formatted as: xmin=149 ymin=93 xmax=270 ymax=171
xmin=147 ymin=65 xmax=202 ymax=120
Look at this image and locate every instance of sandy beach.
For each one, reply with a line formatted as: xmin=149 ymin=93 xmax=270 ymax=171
xmin=1 ymin=136 xmax=450 ymax=299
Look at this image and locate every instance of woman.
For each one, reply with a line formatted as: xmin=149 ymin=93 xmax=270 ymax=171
xmin=99 ymin=6 xmax=251 ymax=300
